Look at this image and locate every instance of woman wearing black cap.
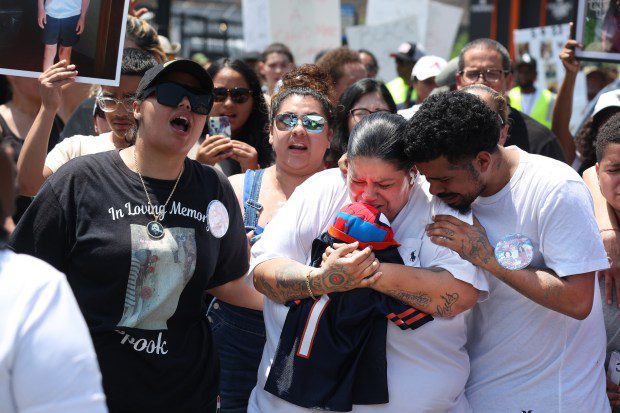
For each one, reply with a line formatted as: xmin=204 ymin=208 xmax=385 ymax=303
xmin=9 ymin=60 xmax=258 ymax=412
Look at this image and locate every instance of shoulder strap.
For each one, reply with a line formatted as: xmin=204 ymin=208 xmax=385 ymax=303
xmin=243 ymin=168 xmax=265 ymax=231
xmin=0 ymin=113 xmax=13 ymax=138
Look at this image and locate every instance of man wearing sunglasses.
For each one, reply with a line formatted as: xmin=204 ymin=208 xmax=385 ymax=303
xmin=456 ymin=38 xmax=565 ymax=162
xmin=16 ymin=48 xmax=157 ymax=196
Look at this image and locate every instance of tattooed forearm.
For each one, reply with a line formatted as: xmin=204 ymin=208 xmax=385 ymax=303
xmin=435 ymin=292 xmax=460 ymax=317
xmin=387 ymin=289 xmax=431 ymax=309
xmin=254 ymin=274 xmax=281 ymax=302
xmin=273 ymin=263 xmax=309 ymax=300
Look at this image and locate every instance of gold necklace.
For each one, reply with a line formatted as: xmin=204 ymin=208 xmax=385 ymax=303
xmin=133 ymin=148 xmax=184 ymax=240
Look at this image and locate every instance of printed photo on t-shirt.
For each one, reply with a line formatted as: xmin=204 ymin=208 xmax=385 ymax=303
xmin=118 ymin=225 xmax=197 ymax=330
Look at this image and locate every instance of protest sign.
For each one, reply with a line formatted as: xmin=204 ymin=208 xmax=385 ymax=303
xmin=242 ymin=0 xmax=341 ymax=64
xmin=575 ymin=0 xmax=620 ymax=63
xmin=349 ymin=1 xmax=461 ymax=82
xmin=513 ymin=23 xmax=588 ymax=130
xmin=242 ymin=0 xmax=270 ymax=54
xmin=346 ymin=18 xmax=420 ymax=83
xmin=0 ymin=0 xmax=130 ymax=86
xmin=365 ymin=0 xmax=429 ymax=41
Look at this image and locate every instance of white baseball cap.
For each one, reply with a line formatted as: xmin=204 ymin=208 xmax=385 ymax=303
xmin=411 ymin=55 xmax=448 ymax=81
xmin=593 ymin=89 xmax=620 ymax=119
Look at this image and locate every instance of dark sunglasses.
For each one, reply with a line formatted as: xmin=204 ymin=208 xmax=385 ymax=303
xmin=213 ymin=87 xmax=253 ymax=104
xmin=142 ymin=82 xmax=213 ymax=115
xmin=275 ymin=113 xmax=325 ymax=133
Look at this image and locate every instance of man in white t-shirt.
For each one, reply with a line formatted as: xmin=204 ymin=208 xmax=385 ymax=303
xmin=409 ymin=91 xmax=610 ymax=412
xmin=0 ymin=145 xmax=107 ymax=413
xmin=17 ymin=48 xmax=157 ymax=196
xmin=39 ymin=0 xmax=90 ymax=71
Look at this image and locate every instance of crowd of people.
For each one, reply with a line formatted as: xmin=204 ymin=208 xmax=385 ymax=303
xmin=2 ymin=6 xmax=620 ymax=413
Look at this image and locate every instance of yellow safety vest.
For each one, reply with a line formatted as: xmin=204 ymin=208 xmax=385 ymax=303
xmin=508 ymin=86 xmax=556 ymax=129
xmin=386 ymin=76 xmax=418 ymax=108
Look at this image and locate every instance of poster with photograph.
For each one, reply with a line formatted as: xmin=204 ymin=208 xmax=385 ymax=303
xmin=575 ymin=0 xmax=620 ymax=62
xmin=0 ymin=0 xmax=130 ymax=86
xmin=513 ymin=24 xmax=589 ymax=130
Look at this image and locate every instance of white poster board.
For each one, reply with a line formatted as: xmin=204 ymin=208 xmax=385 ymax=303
xmin=346 ymin=18 xmax=420 ymax=83
xmin=513 ymin=24 xmax=588 ymax=130
xmin=348 ymin=1 xmax=462 ymax=82
xmin=365 ymin=0 xmax=429 ymax=41
xmin=426 ymin=1 xmax=463 ymax=59
xmin=242 ymin=0 xmax=270 ymax=53
xmin=243 ymin=0 xmax=341 ymax=64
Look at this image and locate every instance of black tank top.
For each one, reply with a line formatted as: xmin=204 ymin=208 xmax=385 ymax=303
xmin=0 ymin=112 xmax=64 ymax=223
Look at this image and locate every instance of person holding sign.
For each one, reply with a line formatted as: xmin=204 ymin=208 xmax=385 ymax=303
xmin=9 ymin=59 xmax=259 ymax=412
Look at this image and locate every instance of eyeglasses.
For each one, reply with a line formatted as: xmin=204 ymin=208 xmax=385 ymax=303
xmin=275 ymin=113 xmax=326 ymax=133
xmin=142 ymin=82 xmax=213 ymax=115
xmin=96 ymin=95 xmax=135 ymax=113
xmin=459 ymin=69 xmax=508 ymax=84
xmin=350 ymin=108 xmax=391 ymax=121
xmin=213 ymin=87 xmax=253 ymax=104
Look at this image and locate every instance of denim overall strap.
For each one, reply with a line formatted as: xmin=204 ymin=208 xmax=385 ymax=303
xmin=242 ymin=168 xmax=265 ymax=233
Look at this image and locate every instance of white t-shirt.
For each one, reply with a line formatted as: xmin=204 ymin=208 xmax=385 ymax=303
xmin=248 ymin=168 xmax=489 ymax=413
xmin=45 ymin=0 xmax=83 ymax=19
xmin=465 ymin=148 xmax=610 ymax=412
xmin=0 ymin=250 xmax=107 ymax=413
xmin=398 ymin=104 xmax=421 ymax=120
xmin=519 ymin=89 xmax=539 ymax=115
xmin=45 ymin=133 xmax=115 ymax=173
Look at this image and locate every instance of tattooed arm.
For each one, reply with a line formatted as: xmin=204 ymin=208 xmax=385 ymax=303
xmin=373 ymin=265 xmax=479 ymax=317
xmin=253 ymin=242 xmax=381 ymax=304
xmin=427 ymin=214 xmax=595 ymax=319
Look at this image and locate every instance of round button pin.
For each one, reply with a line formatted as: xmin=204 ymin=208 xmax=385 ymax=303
xmin=494 ymin=234 xmax=534 ymax=270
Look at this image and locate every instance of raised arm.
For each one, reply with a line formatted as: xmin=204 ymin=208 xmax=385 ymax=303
xmin=552 ymin=32 xmax=581 ymax=165
xmin=16 ymin=61 xmax=77 ymax=196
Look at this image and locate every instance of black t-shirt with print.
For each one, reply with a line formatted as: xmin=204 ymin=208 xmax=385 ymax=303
xmin=9 ymin=150 xmax=249 ymax=413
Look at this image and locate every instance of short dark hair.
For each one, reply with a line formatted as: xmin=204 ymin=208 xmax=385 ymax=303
xmin=596 ymin=112 xmax=620 ymax=162
xmin=121 ymin=48 xmax=158 ymax=76
xmin=359 ymin=49 xmax=379 ymax=71
xmin=405 ymin=91 xmax=500 ymax=164
xmin=458 ymin=38 xmax=511 ymax=72
xmin=316 ymin=47 xmax=362 ymax=85
xmin=262 ymin=42 xmax=295 ymax=64
xmin=207 ymin=58 xmax=272 ymax=168
xmin=348 ymin=112 xmax=411 ymax=171
xmin=330 ymin=78 xmax=397 ymax=164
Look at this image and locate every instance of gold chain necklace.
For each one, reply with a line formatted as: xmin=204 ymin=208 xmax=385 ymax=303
xmin=133 ymin=148 xmax=184 ymax=239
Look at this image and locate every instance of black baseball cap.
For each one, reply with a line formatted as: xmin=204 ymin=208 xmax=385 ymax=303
xmin=136 ymin=59 xmax=214 ymax=100
xmin=390 ymin=42 xmax=426 ymax=62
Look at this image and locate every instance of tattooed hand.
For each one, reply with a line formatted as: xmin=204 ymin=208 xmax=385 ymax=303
xmin=426 ymin=215 xmax=497 ymax=271
xmin=312 ymin=242 xmax=381 ymax=293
